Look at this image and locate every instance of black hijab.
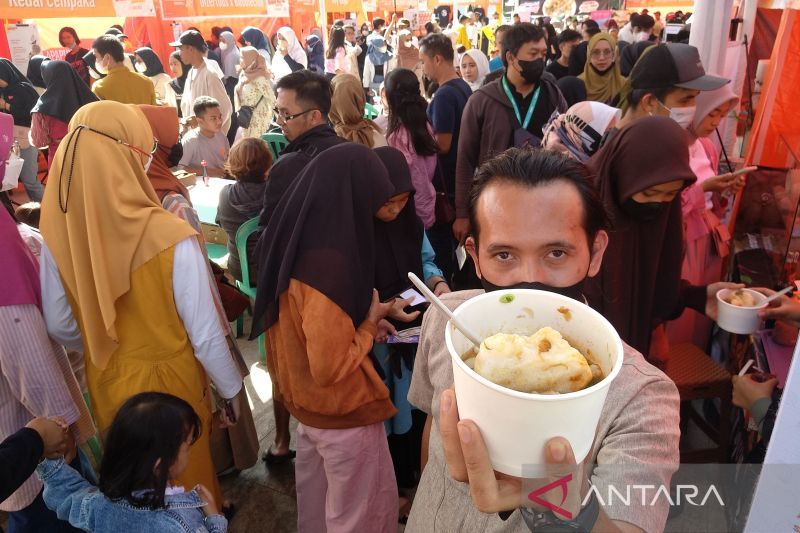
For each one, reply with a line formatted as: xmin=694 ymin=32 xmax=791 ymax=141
xmin=0 ymin=59 xmax=39 ymax=127
xmin=372 ymin=146 xmax=424 ymax=302
xmin=557 ymin=76 xmax=587 ymax=107
xmin=26 ymin=55 xmax=48 ymax=89
xmin=584 ymin=116 xmax=697 ymax=355
xmin=135 ymin=47 xmax=165 ymax=77
xmin=169 ymin=51 xmax=190 ymax=95
xmin=251 ymin=143 xmax=395 ymax=337
xmin=32 ymin=60 xmax=98 ymax=124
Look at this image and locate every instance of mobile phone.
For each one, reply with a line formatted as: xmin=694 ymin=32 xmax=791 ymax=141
xmin=223 ymin=399 xmax=237 ymax=424
xmin=392 ymin=287 xmax=429 ymax=314
xmin=732 ymin=165 xmax=758 ymax=177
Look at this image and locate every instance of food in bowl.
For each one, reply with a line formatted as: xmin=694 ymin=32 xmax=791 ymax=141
xmin=470 ymin=327 xmax=602 ymax=394
xmin=724 ymin=289 xmax=759 ymax=307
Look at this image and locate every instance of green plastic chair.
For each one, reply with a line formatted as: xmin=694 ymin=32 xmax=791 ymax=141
xmin=261 ymin=132 xmax=289 ymax=162
xmin=363 ymin=102 xmax=380 ymax=120
xmin=234 ymin=217 xmax=265 ymax=363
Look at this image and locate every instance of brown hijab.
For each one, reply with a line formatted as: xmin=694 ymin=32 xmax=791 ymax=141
xmin=137 ymin=104 xmax=190 ymax=203
xmin=330 ymin=73 xmax=384 ymax=147
xmin=584 ymin=116 xmax=697 ymax=355
xmin=578 ymin=33 xmax=625 ymax=105
xmin=40 ymin=101 xmax=197 ymax=370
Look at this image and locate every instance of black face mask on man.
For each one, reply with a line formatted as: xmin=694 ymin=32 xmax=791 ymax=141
xmin=620 ymin=198 xmax=666 ymax=222
xmin=516 ymin=58 xmax=545 ymax=85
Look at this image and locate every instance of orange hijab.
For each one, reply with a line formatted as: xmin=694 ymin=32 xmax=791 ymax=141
xmin=137 ymin=104 xmax=190 ymax=203
xmin=40 ymin=100 xmax=197 ymax=370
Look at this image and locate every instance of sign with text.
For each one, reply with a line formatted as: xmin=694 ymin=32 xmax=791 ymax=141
xmin=3 ymin=0 xmax=116 ymax=18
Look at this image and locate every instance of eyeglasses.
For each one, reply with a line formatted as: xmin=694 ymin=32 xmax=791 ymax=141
xmin=276 ymin=108 xmax=319 ymax=123
xmin=590 ymin=49 xmax=614 ymax=58
xmin=78 ymin=125 xmax=159 ymax=159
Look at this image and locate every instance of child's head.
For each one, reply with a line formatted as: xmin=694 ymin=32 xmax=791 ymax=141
xmin=14 ymin=202 xmax=41 ymax=228
xmin=99 ymin=392 xmax=201 ymax=509
xmin=225 ymin=138 xmax=272 ymax=183
xmin=193 ymin=96 xmax=223 ymax=134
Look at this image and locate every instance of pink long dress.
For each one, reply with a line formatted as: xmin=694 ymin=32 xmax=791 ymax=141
xmin=666 ymin=137 xmax=730 ymax=349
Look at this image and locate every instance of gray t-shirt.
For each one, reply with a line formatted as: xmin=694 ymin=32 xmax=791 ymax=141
xmin=406 ymin=290 xmax=681 ymax=533
xmin=179 ymin=128 xmax=230 ymax=170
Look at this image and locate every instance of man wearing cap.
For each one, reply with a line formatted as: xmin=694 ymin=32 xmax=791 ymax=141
xmin=606 ymin=43 xmax=728 ymax=144
xmin=90 ymin=35 xmax=156 ymax=105
xmin=172 ymin=30 xmax=232 ymax=135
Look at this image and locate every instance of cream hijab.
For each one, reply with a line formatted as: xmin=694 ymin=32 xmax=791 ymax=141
xmin=40 ymin=100 xmax=197 ymax=370
xmin=330 ymin=73 xmax=384 ymax=147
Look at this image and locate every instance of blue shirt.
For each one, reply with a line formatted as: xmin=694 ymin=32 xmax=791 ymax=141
xmin=489 ymin=56 xmax=504 ymax=73
xmin=426 ymin=78 xmax=472 ymax=197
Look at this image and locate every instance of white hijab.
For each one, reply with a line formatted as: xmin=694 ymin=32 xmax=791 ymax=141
xmin=461 ymin=49 xmax=489 ymax=91
xmin=277 ymin=26 xmax=308 ymax=68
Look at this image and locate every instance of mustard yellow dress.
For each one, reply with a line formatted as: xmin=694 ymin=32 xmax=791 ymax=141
xmin=70 ymin=246 xmax=220 ymax=501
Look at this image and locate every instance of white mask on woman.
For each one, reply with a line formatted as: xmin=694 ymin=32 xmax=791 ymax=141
xmin=135 ymin=62 xmax=147 ymax=74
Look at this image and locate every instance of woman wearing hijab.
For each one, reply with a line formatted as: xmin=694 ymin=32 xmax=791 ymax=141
xmin=26 ymin=55 xmax=48 ymax=95
xmin=459 ymin=49 xmax=489 ymax=91
xmin=541 ymin=101 xmax=621 ymax=162
xmin=578 ymin=32 xmax=625 ymax=105
xmin=371 ymin=146 xmax=449 ymax=496
xmin=0 ymin=208 xmax=95 ymax=531
xmin=168 ymin=51 xmax=190 ymax=116
xmin=219 ymin=31 xmax=241 ymax=90
xmin=667 ymin=83 xmax=744 ymax=348
xmin=584 ymin=116 xmax=739 ymax=363
xmin=138 ymin=103 xmax=260 ymax=483
xmin=330 ymin=73 xmax=387 ymax=148
xmin=30 ymin=60 xmax=98 ymax=169
xmin=133 ymin=47 xmax=175 ymax=108
xmin=39 ymin=101 xmax=243 ymax=504
xmin=362 ymin=36 xmax=394 ymax=96
xmin=395 ymin=30 xmax=420 ymax=73
xmin=0 ymin=59 xmax=44 ymax=202
xmin=235 ymin=47 xmax=276 ymax=139
xmin=60 ymin=27 xmax=90 ymax=86
xmin=240 ymin=26 xmax=272 ymax=62
xmin=305 ymin=34 xmax=325 ymax=74
xmin=252 ymin=143 xmax=399 ymax=533
xmin=271 ymin=27 xmax=307 ymax=82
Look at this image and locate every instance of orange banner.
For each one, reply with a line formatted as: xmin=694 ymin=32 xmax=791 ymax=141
xmin=625 ymin=0 xmax=694 ymax=7
xmin=160 ymin=0 xmax=270 ymax=18
xmin=3 ymin=0 xmax=117 ymax=18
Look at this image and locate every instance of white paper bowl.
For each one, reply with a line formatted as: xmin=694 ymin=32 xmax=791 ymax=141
xmin=445 ymin=289 xmax=624 ymax=477
xmin=716 ymin=288 xmax=768 ymax=335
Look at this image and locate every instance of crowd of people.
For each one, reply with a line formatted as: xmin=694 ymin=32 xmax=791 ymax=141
xmin=0 ymin=9 xmax=793 ymax=533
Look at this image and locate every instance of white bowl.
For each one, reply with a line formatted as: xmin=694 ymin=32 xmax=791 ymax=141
xmin=716 ymin=288 xmax=768 ymax=335
xmin=445 ymin=289 xmax=624 ymax=477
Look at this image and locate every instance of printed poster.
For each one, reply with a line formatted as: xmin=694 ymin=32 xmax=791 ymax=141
xmin=5 ymin=24 xmax=39 ymax=76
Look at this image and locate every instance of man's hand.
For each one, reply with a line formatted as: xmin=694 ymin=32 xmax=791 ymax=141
xmin=218 ymin=395 xmax=241 ymax=428
xmin=732 ymin=374 xmax=778 ymax=410
xmin=705 ymin=282 xmax=745 ymax=321
xmin=439 ymin=388 xmax=586 ymax=516
xmin=452 ymin=218 xmax=471 ymax=245
xmin=753 ymin=287 xmax=800 ymax=327
xmin=26 ymin=417 xmax=70 ymax=459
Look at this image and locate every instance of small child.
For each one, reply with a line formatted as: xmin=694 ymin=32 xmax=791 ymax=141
xmin=36 ymin=392 xmax=227 ymax=533
xmin=180 ymin=96 xmax=230 ymax=178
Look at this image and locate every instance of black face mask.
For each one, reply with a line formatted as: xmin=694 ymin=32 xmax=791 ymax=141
xmin=480 ymin=276 xmax=586 ymax=302
xmin=620 ymin=197 xmax=666 ymax=222
xmin=517 ymin=58 xmax=545 ymax=85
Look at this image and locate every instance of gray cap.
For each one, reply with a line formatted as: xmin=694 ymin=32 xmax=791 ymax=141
xmin=630 ymin=43 xmax=729 ymax=92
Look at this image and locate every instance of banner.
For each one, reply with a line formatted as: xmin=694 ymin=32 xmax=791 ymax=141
xmin=113 ymin=0 xmax=155 ymax=16
xmin=625 ymin=0 xmax=694 ymax=7
xmin=160 ymin=0 xmax=269 ymax=18
xmin=576 ymin=0 xmax=609 ymax=14
xmin=3 ymin=0 xmax=117 ymax=18
xmin=4 ymin=23 xmax=39 ymax=75
xmin=266 ymin=0 xmax=288 ymax=17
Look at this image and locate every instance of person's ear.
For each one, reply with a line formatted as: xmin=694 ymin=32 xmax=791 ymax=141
xmin=587 ymin=230 xmax=609 ymax=278
xmin=465 ymin=236 xmax=482 ymax=279
xmin=640 ymin=93 xmax=659 ymax=115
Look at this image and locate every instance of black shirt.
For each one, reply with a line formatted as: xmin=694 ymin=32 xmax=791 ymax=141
xmin=506 ymin=80 xmax=554 ymax=141
xmin=545 ymin=60 xmax=570 ymax=80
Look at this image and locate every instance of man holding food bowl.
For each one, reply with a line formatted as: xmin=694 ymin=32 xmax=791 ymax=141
xmin=405 ymin=148 xmax=739 ymax=532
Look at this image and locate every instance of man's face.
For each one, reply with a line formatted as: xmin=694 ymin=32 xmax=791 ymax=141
xmin=179 ymin=44 xmax=201 ymax=66
xmin=466 ymin=181 xmax=607 ymax=288
xmin=494 ymin=30 xmax=507 ymax=55
xmin=419 ymin=49 xmax=440 ymax=82
xmin=93 ymin=49 xmax=112 ymax=70
xmin=507 ymin=39 xmax=548 ymax=75
xmin=196 ymin=107 xmax=223 ymax=134
xmin=275 ymin=88 xmax=318 ymax=141
xmin=641 ymin=88 xmax=700 ymax=117
xmin=559 ymin=38 xmax=580 ymax=62
xmin=345 ymin=27 xmax=356 ymax=43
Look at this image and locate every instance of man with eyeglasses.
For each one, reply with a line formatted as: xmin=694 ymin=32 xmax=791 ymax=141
xmin=256 ymin=70 xmax=345 ymax=465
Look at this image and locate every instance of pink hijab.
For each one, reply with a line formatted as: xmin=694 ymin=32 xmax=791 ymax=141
xmin=0 ymin=207 xmax=41 ymax=309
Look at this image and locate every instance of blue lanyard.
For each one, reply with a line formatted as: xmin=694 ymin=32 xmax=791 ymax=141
xmin=502 ymin=76 xmax=540 ymax=130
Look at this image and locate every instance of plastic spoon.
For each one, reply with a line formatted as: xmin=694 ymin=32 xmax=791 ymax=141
xmin=761 ymin=285 xmax=794 ymax=304
xmin=407 ymin=272 xmax=482 ymax=347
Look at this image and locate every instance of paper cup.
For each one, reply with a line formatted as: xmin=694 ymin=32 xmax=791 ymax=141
xmin=716 ymin=288 xmax=768 ymax=335
xmin=445 ymin=289 xmax=624 ymax=477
